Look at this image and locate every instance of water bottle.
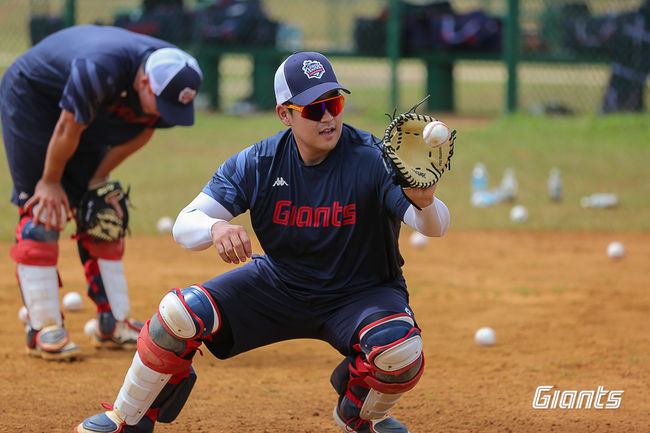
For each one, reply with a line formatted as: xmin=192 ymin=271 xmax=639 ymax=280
xmin=548 ymin=167 xmax=563 ymax=202
xmin=499 ymin=168 xmax=518 ymax=202
xmin=471 ymin=190 xmax=496 ymax=207
xmin=580 ymin=193 xmax=619 ymax=208
xmin=471 ymin=162 xmax=488 ymax=194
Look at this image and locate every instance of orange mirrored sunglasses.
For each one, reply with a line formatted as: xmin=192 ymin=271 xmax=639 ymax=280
xmin=285 ymin=94 xmax=345 ymax=121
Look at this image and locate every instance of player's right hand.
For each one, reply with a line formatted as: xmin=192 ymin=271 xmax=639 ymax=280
xmin=24 ymin=179 xmax=71 ymax=231
xmin=210 ymin=220 xmax=252 ymax=264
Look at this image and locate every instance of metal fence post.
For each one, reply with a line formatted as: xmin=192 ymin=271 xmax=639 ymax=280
xmin=505 ymin=0 xmax=519 ymax=113
xmin=387 ymin=0 xmax=401 ymax=109
xmin=63 ymin=0 xmax=76 ymax=27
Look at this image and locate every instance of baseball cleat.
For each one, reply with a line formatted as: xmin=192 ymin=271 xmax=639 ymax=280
xmin=89 ymin=318 xmax=142 ymax=350
xmin=75 ymin=405 xmax=153 ymax=433
xmin=75 ymin=409 xmax=125 ymax=433
xmin=26 ymin=325 xmax=81 ymax=361
xmin=333 ymin=404 xmax=409 ymax=433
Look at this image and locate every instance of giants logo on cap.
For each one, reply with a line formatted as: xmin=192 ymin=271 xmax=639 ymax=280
xmin=178 ymin=87 xmax=197 ymax=104
xmin=302 ymin=60 xmax=325 ymax=79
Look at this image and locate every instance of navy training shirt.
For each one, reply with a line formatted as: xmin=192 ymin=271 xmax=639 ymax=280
xmin=8 ymin=25 xmax=174 ymax=148
xmin=203 ymin=123 xmax=412 ymax=294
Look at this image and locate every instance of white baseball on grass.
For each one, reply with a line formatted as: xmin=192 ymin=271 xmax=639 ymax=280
xmin=18 ymin=306 xmax=28 ymax=324
xmin=422 ymin=121 xmax=450 ymax=148
xmin=509 ymin=205 xmax=528 ymax=223
xmin=84 ymin=318 xmax=98 ymax=337
xmin=606 ymin=241 xmax=625 ymax=259
xmin=474 ymin=326 xmax=496 ymax=347
xmin=409 ymin=231 xmax=429 ymax=248
xmin=62 ymin=291 xmax=83 ymax=312
xmin=156 ymin=216 xmax=174 ymax=233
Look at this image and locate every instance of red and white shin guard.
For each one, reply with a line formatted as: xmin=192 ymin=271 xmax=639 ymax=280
xmin=11 ymin=213 xmax=63 ymax=330
xmin=79 ymin=235 xmax=131 ymax=321
xmin=111 ymin=320 xmax=200 ymax=426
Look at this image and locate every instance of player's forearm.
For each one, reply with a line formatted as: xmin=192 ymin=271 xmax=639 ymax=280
xmin=41 ymin=110 xmax=85 ymax=182
xmin=173 ymin=192 xmax=235 ymax=250
xmin=90 ymin=128 xmax=155 ymax=185
xmin=403 ymin=197 xmax=450 ymax=237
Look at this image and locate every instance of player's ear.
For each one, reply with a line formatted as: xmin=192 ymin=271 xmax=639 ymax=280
xmin=276 ymin=105 xmax=292 ymax=127
xmin=140 ymin=75 xmax=151 ymax=91
xmin=134 ymin=67 xmax=149 ymax=92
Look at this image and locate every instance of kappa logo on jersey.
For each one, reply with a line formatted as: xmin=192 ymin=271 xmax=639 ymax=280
xmin=273 ymin=200 xmax=356 ymax=227
xmin=272 ymin=177 xmax=289 ymax=187
xmin=178 ymin=87 xmax=197 ymax=104
xmin=302 ymin=60 xmax=325 ymax=79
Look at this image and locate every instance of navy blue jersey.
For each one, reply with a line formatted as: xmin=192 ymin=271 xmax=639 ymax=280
xmin=6 ymin=25 xmax=174 ymax=148
xmin=202 ymin=123 xmax=411 ymax=294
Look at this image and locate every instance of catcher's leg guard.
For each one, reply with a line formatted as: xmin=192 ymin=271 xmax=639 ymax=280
xmin=11 ymin=213 xmax=80 ymax=360
xmin=332 ymin=314 xmax=424 ymax=433
xmin=78 ymin=234 xmax=142 ymax=348
xmin=76 ymin=286 xmax=218 ymax=432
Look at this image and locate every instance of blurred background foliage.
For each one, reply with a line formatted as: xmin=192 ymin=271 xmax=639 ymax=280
xmin=0 ymin=0 xmax=649 ymax=238
xmin=0 ymin=0 xmax=648 ymax=115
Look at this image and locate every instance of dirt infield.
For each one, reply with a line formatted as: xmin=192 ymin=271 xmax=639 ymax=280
xmin=1 ymin=230 xmax=649 ymax=433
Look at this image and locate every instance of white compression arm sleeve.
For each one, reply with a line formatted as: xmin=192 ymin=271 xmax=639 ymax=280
xmin=172 ymin=192 xmax=235 ymax=251
xmin=403 ymin=197 xmax=450 ymax=237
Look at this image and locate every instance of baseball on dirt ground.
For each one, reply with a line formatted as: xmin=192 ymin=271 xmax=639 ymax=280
xmin=606 ymin=241 xmax=625 ymax=259
xmin=474 ymin=326 xmax=496 ymax=347
xmin=84 ymin=318 xmax=98 ymax=337
xmin=62 ymin=291 xmax=83 ymax=311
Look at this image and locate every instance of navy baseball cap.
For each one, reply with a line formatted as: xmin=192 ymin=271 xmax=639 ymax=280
xmin=145 ymin=48 xmax=203 ymax=126
xmin=274 ymin=52 xmax=349 ymax=106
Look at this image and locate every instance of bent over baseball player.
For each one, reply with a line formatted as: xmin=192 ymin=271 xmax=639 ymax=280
xmin=0 ymin=25 xmax=202 ymax=361
xmin=75 ymin=52 xmax=450 ymax=433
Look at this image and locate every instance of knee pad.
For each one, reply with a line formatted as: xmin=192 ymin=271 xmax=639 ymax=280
xmin=157 ymin=286 xmax=221 ymax=340
xmin=340 ymin=314 xmax=424 ymax=421
xmin=358 ymin=313 xmax=424 ymax=393
xmin=10 ymin=214 xmax=59 ymax=266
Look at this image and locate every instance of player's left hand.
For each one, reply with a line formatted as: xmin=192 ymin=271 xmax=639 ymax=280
xmin=403 ymin=184 xmax=437 ymax=209
xmin=210 ymin=220 xmax=253 ymax=264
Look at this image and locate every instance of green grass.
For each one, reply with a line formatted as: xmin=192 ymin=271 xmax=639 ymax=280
xmin=2 ymin=109 xmax=649 ymax=240
xmin=443 ymin=113 xmax=650 ymax=231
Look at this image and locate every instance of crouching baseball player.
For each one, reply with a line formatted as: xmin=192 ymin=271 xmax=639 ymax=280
xmin=75 ymin=52 xmax=450 ymax=432
xmin=0 ymin=25 xmax=202 ymax=360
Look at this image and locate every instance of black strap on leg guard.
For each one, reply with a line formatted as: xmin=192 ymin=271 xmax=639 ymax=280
xmin=153 ymin=366 xmax=198 ymax=423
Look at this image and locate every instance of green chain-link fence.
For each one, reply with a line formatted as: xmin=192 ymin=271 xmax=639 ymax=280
xmin=0 ymin=0 xmax=648 ymax=115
